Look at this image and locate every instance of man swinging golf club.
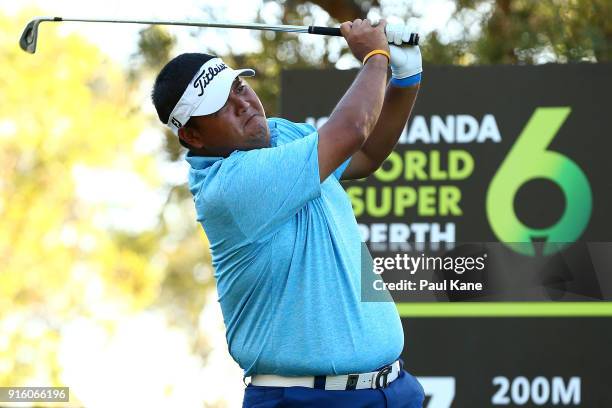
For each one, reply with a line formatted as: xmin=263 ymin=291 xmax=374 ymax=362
xmin=152 ymin=18 xmax=424 ymax=407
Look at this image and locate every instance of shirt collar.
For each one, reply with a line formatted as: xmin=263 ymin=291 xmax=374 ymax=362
xmin=184 ymin=151 xmax=222 ymax=170
xmin=183 ymin=118 xmax=280 ymax=170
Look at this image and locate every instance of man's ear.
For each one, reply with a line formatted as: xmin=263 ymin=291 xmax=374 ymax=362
xmin=178 ymin=125 xmax=205 ymax=149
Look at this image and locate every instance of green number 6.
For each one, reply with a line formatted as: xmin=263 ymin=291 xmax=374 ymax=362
xmin=486 ymin=108 xmax=592 ymax=256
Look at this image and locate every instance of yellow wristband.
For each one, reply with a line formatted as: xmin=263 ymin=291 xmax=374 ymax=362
xmin=362 ymin=49 xmax=390 ymax=65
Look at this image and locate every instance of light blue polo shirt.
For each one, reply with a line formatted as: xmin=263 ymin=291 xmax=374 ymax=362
xmin=186 ymin=117 xmax=404 ymax=377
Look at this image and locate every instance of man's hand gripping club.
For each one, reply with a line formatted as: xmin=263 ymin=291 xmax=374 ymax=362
xmin=385 ymin=23 xmax=423 ymax=86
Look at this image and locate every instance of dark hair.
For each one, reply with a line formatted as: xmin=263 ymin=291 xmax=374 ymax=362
xmin=151 ymin=53 xmax=217 ymax=150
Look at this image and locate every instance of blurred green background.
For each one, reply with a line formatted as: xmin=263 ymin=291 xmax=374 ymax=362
xmin=1 ymin=0 xmax=610 ymax=407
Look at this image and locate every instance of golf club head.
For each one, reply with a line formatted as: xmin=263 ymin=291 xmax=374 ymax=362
xmin=19 ymin=17 xmax=58 ymax=54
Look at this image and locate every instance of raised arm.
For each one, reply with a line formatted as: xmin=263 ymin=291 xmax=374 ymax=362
xmin=341 ymin=26 xmax=423 ymax=180
xmin=317 ymin=19 xmax=390 ymax=182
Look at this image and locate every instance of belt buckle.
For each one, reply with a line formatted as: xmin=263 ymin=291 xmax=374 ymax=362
xmin=373 ymin=364 xmax=393 ymax=389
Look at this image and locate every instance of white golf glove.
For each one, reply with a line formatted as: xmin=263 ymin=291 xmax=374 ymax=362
xmin=385 ymin=23 xmax=415 ymax=46
xmin=385 ymin=23 xmax=423 ymax=84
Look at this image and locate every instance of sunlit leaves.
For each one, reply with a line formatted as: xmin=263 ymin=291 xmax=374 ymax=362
xmin=0 ymin=11 xmax=166 ymax=388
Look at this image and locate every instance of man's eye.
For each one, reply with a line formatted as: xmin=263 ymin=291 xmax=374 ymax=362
xmin=237 ymin=84 xmax=245 ymax=93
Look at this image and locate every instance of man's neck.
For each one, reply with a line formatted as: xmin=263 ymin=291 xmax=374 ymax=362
xmin=188 ymin=146 xmax=231 ymax=158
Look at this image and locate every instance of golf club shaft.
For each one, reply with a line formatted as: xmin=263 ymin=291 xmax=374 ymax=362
xmin=20 ymin=16 xmax=419 ymax=54
xmin=52 ymin=17 xmax=317 ymax=34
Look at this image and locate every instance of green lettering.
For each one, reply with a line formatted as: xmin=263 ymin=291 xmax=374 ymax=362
xmin=438 ymin=186 xmax=462 ymax=216
xmin=366 ymin=187 xmax=392 ymax=217
xmin=429 ymin=150 xmax=447 ymax=180
xmin=374 ymin=151 xmax=402 ymax=182
xmin=418 ymin=186 xmax=436 ymax=216
xmin=449 ymin=150 xmax=474 ymax=180
xmin=393 ymin=186 xmax=417 ymax=216
xmin=404 ymin=151 xmax=427 ymax=180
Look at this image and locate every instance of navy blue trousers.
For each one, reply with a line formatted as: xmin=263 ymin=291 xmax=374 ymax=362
xmin=242 ymin=368 xmax=424 ymax=407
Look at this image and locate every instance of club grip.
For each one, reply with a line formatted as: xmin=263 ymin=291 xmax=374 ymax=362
xmin=308 ymin=26 xmax=342 ymax=36
xmin=308 ymin=26 xmax=420 ymax=46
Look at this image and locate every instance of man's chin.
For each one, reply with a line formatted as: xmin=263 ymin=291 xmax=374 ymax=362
xmin=250 ymin=124 xmax=270 ymax=148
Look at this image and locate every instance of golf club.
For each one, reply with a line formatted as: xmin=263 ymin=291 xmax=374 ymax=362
xmin=19 ymin=16 xmax=419 ymax=54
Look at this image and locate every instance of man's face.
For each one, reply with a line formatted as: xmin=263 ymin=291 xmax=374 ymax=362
xmin=182 ymin=77 xmax=269 ymax=156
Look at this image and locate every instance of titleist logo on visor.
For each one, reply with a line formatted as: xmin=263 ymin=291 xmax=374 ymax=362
xmin=193 ymin=62 xmax=228 ymax=96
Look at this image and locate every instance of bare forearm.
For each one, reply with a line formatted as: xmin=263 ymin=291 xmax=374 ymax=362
xmin=317 ymin=55 xmax=389 ymax=180
xmin=360 ymin=82 xmax=419 ymax=167
xmin=318 ymin=18 xmax=391 ymax=181
xmin=328 ymin=55 xmax=389 ymax=139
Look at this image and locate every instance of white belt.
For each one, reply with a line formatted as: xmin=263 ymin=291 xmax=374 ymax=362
xmin=250 ymin=360 xmax=400 ymax=391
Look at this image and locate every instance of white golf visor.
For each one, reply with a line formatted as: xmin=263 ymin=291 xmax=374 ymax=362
xmin=167 ymin=57 xmax=255 ymax=135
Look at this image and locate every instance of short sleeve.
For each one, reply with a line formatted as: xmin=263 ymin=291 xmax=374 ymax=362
xmin=298 ymin=121 xmax=351 ymax=180
xmin=220 ymin=131 xmax=321 ymax=241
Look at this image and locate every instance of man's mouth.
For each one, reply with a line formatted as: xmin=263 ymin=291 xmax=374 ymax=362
xmin=245 ymin=114 xmax=258 ymax=126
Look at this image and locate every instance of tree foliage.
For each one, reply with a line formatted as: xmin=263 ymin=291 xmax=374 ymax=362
xmin=0 ymin=10 xmax=147 ymax=388
xmin=429 ymin=0 xmax=611 ymax=64
xmin=0 ymin=11 xmax=211 ymax=394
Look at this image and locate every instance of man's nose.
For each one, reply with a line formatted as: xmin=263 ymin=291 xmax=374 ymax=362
xmin=231 ymin=94 xmax=250 ymax=114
